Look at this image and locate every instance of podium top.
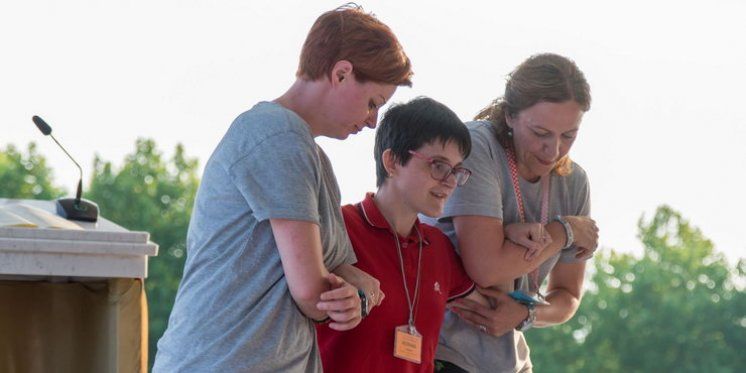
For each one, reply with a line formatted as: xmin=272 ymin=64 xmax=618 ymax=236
xmin=0 ymin=198 xmax=158 ymax=279
xmin=0 ymin=198 xmax=149 ymax=243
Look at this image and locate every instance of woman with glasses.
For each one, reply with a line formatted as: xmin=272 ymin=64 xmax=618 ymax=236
xmin=316 ymin=97 xmax=478 ymax=373
xmin=424 ymin=54 xmax=600 ymax=373
xmin=153 ymin=5 xmax=412 ymax=372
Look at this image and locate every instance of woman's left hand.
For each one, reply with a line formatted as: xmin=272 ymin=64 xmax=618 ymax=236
xmin=448 ymin=287 xmax=529 ymax=337
xmin=333 ymin=264 xmax=385 ymax=312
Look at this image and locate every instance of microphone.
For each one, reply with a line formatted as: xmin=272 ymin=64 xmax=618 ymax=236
xmin=32 ymin=115 xmax=99 ymax=222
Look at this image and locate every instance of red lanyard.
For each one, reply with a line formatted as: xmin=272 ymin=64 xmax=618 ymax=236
xmin=502 ymin=141 xmax=550 ymax=294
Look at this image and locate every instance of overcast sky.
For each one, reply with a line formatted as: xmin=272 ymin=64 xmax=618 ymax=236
xmin=2 ymin=0 xmax=744 ymax=262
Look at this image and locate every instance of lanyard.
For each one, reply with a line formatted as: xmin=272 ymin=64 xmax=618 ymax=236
xmin=357 ymin=202 xmax=424 ymax=332
xmin=501 ymin=141 xmax=550 ymax=295
xmin=391 ymin=227 xmax=423 ymax=333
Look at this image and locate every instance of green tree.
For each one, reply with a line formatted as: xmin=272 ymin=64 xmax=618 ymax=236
xmin=86 ymin=138 xmax=199 ymax=369
xmin=527 ymin=206 xmax=746 ymax=372
xmin=0 ymin=143 xmax=65 ymax=199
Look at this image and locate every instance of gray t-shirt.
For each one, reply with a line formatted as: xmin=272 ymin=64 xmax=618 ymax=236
xmin=153 ymin=102 xmax=356 ymax=373
xmin=421 ymin=120 xmax=591 ymax=373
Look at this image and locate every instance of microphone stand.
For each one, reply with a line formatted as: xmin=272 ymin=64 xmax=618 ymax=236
xmin=32 ymin=115 xmax=99 ymax=222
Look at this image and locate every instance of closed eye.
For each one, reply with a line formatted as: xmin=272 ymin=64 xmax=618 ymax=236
xmin=532 ymin=129 xmax=550 ymax=138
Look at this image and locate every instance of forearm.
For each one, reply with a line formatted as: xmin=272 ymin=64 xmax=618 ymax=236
xmin=331 ymin=263 xmax=359 ymax=283
xmin=271 ymin=219 xmax=331 ymax=321
xmin=332 ymin=264 xmax=373 ymax=292
xmin=534 ymin=262 xmax=586 ymax=327
xmin=466 ymin=222 xmax=567 ymax=287
xmin=534 ymin=287 xmax=581 ymax=327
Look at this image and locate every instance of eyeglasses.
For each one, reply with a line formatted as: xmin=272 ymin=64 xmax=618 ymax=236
xmin=408 ymin=150 xmax=471 ymax=186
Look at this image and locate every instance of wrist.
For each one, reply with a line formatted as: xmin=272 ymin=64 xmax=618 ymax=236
xmin=515 ymin=303 xmax=536 ymax=332
xmin=552 ymin=215 xmax=574 ymax=250
xmin=358 ymin=289 xmax=369 ymax=318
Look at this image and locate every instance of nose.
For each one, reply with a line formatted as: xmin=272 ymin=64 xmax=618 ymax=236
xmin=364 ymin=108 xmax=379 ymax=129
xmin=441 ymin=171 xmax=458 ymax=189
xmin=543 ymin=136 xmax=560 ymax=160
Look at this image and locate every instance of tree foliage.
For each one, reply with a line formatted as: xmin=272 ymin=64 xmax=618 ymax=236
xmin=85 ymin=138 xmax=199 ymax=369
xmin=527 ymin=205 xmax=746 ymax=372
xmin=0 ymin=143 xmax=65 ymax=200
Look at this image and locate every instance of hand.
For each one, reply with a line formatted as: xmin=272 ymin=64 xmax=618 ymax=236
xmin=448 ymin=287 xmax=529 ymax=337
xmin=317 ymin=273 xmax=361 ymax=331
xmin=504 ymin=222 xmax=552 ymax=261
xmin=564 ymin=216 xmax=599 ymax=259
xmin=333 ymin=264 xmax=385 ymax=314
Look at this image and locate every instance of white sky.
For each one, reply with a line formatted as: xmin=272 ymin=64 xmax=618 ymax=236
xmin=2 ymin=0 xmax=744 ymax=262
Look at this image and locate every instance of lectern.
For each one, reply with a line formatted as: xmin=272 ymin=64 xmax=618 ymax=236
xmin=0 ymin=198 xmax=158 ymax=373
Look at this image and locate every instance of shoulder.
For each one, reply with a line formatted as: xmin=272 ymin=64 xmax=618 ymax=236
xmin=342 ymin=203 xmax=365 ymax=229
xmin=464 ymin=121 xmax=503 ymax=157
xmin=564 ymin=161 xmax=590 ymax=189
xmin=341 ymin=203 xmax=359 ymax=220
xmin=229 ymin=102 xmax=314 ymax=152
xmin=466 ymin=120 xmax=497 ymax=142
xmin=217 ymin=102 xmax=318 ymax=168
xmin=420 ymin=223 xmax=458 ymax=256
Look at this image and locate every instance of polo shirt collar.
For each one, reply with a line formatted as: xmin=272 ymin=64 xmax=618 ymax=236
xmin=358 ymin=192 xmax=431 ymax=247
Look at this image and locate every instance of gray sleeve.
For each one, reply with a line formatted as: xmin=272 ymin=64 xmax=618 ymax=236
xmin=559 ymin=165 xmax=591 ymax=263
xmin=229 ymin=131 xmax=321 ymax=224
xmin=441 ymin=127 xmax=504 ymax=221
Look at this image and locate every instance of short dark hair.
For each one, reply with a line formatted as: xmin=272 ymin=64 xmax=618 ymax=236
xmin=374 ymin=97 xmax=471 ymax=187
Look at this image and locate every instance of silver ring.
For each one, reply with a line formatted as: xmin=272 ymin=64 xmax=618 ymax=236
xmin=479 ymin=325 xmax=487 ymax=333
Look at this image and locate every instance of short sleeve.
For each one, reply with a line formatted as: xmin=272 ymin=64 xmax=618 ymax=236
xmin=559 ymin=166 xmax=591 ymax=263
xmin=229 ymin=131 xmax=321 ymax=224
xmin=441 ymin=125 xmax=504 ymax=221
xmin=447 ymin=248 xmax=475 ymax=301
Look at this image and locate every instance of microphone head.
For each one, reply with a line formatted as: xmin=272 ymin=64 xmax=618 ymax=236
xmin=32 ymin=115 xmax=52 ymax=135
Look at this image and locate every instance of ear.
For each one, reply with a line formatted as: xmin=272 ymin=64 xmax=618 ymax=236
xmin=382 ymin=149 xmax=399 ymax=177
xmin=330 ymin=60 xmax=354 ymax=86
xmin=505 ymin=111 xmax=517 ymax=129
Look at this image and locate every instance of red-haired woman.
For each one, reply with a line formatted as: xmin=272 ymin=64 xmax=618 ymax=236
xmin=154 ymin=5 xmax=412 ymax=372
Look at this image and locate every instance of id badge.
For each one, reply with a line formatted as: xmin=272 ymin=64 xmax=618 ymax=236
xmin=394 ymin=325 xmax=422 ymax=364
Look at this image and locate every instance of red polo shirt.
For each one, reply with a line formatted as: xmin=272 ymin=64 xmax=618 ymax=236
xmin=317 ymin=193 xmax=474 ymax=373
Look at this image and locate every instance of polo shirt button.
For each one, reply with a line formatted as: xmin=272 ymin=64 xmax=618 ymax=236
xmin=401 ymin=242 xmax=408 ymax=248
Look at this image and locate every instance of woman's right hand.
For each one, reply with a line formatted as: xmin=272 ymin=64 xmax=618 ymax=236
xmin=564 ymin=216 xmax=599 ymax=259
xmin=504 ymin=222 xmax=552 ymax=261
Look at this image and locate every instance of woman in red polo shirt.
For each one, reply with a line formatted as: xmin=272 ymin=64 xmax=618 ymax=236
xmin=316 ymin=97 xmax=476 ymax=372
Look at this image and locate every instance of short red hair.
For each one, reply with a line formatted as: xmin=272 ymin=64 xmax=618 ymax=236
xmin=297 ymin=4 xmax=413 ymax=87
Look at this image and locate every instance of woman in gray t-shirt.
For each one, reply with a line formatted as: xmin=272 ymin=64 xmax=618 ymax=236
xmin=153 ymin=5 xmax=414 ymax=373
xmin=428 ymin=54 xmax=600 ymax=373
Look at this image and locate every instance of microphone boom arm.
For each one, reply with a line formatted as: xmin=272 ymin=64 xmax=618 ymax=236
xmin=50 ymin=134 xmax=83 ymax=202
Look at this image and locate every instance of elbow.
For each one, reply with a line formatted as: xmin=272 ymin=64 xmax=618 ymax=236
xmin=555 ymin=292 xmax=583 ymax=324
xmin=291 ymin=293 xmax=326 ymax=321
xmin=288 ymin=284 xmax=327 ymax=317
xmin=467 ymin=269 xmax=514 ymax=289
xmin=290 ymin=285 xmax=324 ymax=307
